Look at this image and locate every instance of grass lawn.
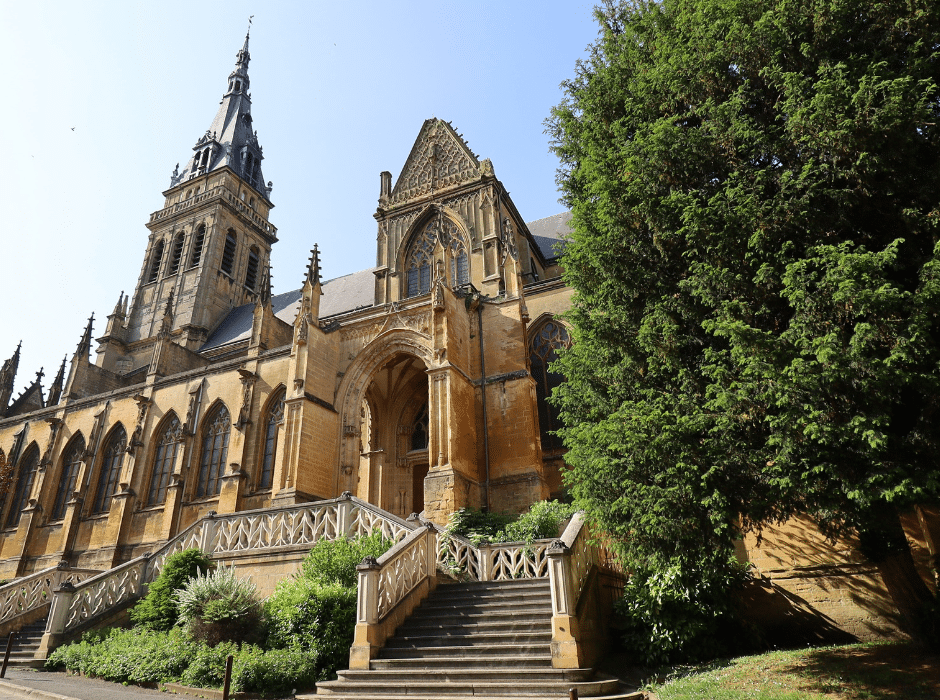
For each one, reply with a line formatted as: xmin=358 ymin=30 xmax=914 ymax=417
xmin=648 ymin=642 xmax=940 ymax=700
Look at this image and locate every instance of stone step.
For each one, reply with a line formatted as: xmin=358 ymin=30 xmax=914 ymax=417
xmin=415 ymin=601 xmax=552 ymax=616
xmin=421 ymin=589 xmax=552 ymax=603
xmin=385 ymin=631 xmax=552 ymax=648
xmin=399 ymin=610 xmax=551 ymax=627
xmin=436 ymin=578 xmax=550 ymax=591
xmin=337 ymin=668 xmax=596 ymax=683
xmin=316 ymin=674 xmax=621 ymax=697
xmin=370 ymin=655 xmax=554 ymax=670
xmin=377 ymin=643 xmax=554 ymax=659
xmin=302 ymin=693 xmax=643 ymax=700
xmin=396 ymin=618 xmax=550 ymax=635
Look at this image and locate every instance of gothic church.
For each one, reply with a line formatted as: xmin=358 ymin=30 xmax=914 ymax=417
xmin=0 ymin=35 xmax=935 ymax=644
xmin=0 ymin=34 xmax=572 ymax=575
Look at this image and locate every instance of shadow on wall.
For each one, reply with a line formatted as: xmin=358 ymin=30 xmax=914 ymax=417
xmin=741 ymin=514 xmax=921 ymax=644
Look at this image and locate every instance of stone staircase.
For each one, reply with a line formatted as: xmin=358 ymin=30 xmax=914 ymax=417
xmin=3 ymin=619 xmax=47 ymax=669
xmin=309 ymin=578 xmax=630 ymax=699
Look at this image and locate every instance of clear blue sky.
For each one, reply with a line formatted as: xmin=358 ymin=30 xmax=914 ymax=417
xmin=0 ymin=0 xmax=598 ymax=400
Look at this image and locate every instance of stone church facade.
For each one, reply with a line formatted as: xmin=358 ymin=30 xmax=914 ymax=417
xmin=0 ymin=36 xmax=935 ymax=643
xmin=0 ymin=35 xmax=572 ymax=576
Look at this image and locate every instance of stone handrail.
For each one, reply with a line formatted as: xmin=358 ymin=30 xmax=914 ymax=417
xmin=63 ymin=556 xmax=149 ymax=633
xmin=350 ymin=523 xmax=437 ymax=670
xmin=37 ymin=493 xmax=415 ymax=658
xmin=546 ymin=512 xmax=625 ymax=669
xmin=0 ymin=564 xmax=100 ymax=625
xmin=437 ymin=530 xmax=553 ymax=581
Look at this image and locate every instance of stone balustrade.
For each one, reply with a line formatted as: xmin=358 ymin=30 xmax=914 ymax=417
xmin=36 ymin=493 xmax=414 ymax=659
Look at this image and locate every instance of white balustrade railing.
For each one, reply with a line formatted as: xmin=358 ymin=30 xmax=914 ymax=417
xmin=38 ymin=493 xmax=415 ymax=653
xmin=63 ymin=557 xmax=148 ymax=632
xmin=0 ymin=565 xmax=99 ymax=625
xmin=437 ymin=532 xmax=552 ymax=581
xmin=375 ymin=527 xmax=434 ymax=619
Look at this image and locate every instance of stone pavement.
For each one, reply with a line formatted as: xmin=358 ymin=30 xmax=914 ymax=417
xmin=0 ymin=669 xmax=178 ymax=700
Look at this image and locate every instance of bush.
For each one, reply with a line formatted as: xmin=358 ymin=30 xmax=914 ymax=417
xmin=264 ymin=579 xmax=356 ymax=673
xmin=46 ymin=627 xmax=197 ymax=683
xmin=297 ymin=530 xmax=394 ymax=587
xmin=233 ymin=643 xmax=321 ymax=696
xmin=501 ymin=500 xmax=576 ymax=543
xmin=444 ymin=500 xmax=576 ymax=546
xmin=130 ymin=548 xmax=211 ymax=630
xmin=179 ymin=639 xmax=240 ymax=688
xmin=175 ymin=565 xmax=262 ymax=645
xmin=615 ymin=554 xmax=752 ymax=665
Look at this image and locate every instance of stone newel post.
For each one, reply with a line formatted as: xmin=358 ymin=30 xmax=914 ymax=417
xmin=547 ymin=539 xmax=584 ymax=669
xmin=349 ymin=556 xmax=381 ymax=670
xmin=35 ymin=580 xmax=76 ymax=660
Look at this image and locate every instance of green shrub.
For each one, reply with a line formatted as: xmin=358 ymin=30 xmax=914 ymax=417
xmin=233 ymin=643 xmax=321 ymax=696
xmin=615 ymin=554 xmax=752 ymax=665
xmin=265 ymin=579 xmax=356 ymax=663
xmin=175 ymin=565 xmax=262 ymax=645
xmin=501 ymin=500 xmax=576 ymax=543
xmin=443 ymin=500 xmax=575 ymax=546
xmin=179 ymin=639 xmax=240 ymax=688
xmin=46 ymin=627 xmax=197 ymax=683
xmin=130 ymin=548 xmax=211 ymax=630
xmin=297 ymin=530 xmax=394 ymax=587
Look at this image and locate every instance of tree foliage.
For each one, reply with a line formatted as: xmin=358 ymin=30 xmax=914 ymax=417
xmin=548 ymin=0 xmax=940 ymax=648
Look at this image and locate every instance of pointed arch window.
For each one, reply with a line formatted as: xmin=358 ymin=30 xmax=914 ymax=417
xmin=91 ymin=426 xmax=126 ymax=514
xmin=169 ymin=233 xmax=185 ymax=275
xmin=245 ymin=246 xmax=260 ymax=291
xmin=259 ymin=390 xmax=285 ymax=490
xmin=529 ymin=320 xmax=571 ymax=452
xmin=148 ymin=417 xmax=182 ymax=505
xmin=405 ymin=218 xmax=466 ymax=298
xmin=189 ymin=225 xmax=206 ymax=268
xmin=52 ymin=437 xmax=85 ymax=521
xmin=5 ymin=445 xmax=39 ymax=528
xmin=221 ymin=231 xmax=237 ymax=276
xmin=147 ymin=239 xmax=165 ymax=283
xmin=411 ymin=404 xmax=429 ymax=451
xmin=197 ymin=405 xmax=231 ymax=498
xmin=449 ymin=237 xmax=469 ymax=287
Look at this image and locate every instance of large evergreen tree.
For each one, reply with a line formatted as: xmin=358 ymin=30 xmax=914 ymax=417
xmin=548 ymin=0 xmax=940 ymax=650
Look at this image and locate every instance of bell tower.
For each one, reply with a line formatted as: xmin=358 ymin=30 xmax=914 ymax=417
xmin=98 ymin=31 xmax=278 ymax=374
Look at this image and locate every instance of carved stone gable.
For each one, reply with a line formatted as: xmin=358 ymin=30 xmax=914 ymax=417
xmin=390 ymin=120 xmax=479 ymax=206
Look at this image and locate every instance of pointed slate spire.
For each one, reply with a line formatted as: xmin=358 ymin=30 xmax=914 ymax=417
xmin=75 ymin=313 xmax=94 ymax=361
xmin=170 ymin=29 xmax=267 ymax=196
xmin=47 ymin=355 xmax=67 ymax=407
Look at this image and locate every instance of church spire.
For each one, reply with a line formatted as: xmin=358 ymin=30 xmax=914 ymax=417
xmin=75 ymin=313 xmax=94 ymax=361
xmin=47 ymin=356 xmax=67 ymax=407
xmin=168 ymin=28 xmax=269 ymax=199
xmin=306 ymin=244 xmax=321 ymax=287
xmin=0 ymin=342 xmax=21 ymax=413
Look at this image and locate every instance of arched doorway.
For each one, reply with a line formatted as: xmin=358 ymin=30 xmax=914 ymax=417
xmin=352 ymin=352 xmax=430 ymax=517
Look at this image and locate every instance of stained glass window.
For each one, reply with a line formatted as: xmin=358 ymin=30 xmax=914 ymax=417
xmin=529 ymin=320 xmax=571 ymax=452
xmin=92 ymin=426 xmax=126 ymax=514
xmin=197 ymin=405 xmax=231 ymax=497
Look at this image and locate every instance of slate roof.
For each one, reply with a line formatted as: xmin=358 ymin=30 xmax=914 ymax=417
xmin=526 ymin=211 xmax=572 ymax=261
xmin=200 ymin=269 xmax=376 ymax=353
xmin=200 ymin=213 xmax=571 ymax=355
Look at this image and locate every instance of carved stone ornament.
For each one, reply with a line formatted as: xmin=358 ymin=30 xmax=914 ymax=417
xmin=235 ymin=369 xmax=257 ymax=431
xmin=501 ymin=217 xmax=518 ymax=263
